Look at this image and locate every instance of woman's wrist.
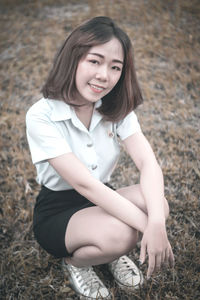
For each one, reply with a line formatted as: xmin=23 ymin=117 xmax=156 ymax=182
xmin=147 ymin=216 xmax=166 ymax=226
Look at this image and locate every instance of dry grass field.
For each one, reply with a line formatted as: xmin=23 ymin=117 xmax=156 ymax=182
xmin=0 ymin=0 xmax=200 ymax=299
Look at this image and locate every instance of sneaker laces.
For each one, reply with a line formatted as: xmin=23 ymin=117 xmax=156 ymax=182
xmin=71 ymin=265 xmax=106 ymax=296
xmin=110 ymin=257 xmax=138 ymax=282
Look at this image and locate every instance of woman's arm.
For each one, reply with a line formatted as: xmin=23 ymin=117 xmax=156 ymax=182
xmin=49 ymin=153 xmax=148 ymax=233
xmin=122 ymin=131 xmax=174 ymax=277
xmin=123 ymin=131 xmax=166 ymax=223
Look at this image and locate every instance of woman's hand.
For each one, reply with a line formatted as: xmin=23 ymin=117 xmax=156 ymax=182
xmin=139 ymin=221 xmax=174 ymax=278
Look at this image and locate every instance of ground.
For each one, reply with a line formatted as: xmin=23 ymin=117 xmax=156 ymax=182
xmin=0 ymin=0 xmax=200 ymax=299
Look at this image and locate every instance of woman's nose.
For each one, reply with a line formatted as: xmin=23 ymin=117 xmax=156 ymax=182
xmin=95 ymin=66 xmax=108 ymax=82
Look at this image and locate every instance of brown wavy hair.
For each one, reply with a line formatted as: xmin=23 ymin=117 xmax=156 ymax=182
xmin=42 ymin=16 xmax=143 ymax=122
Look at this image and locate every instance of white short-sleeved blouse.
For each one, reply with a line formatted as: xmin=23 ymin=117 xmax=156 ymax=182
xmin=26 ymin=98 xmax=142 ymax=191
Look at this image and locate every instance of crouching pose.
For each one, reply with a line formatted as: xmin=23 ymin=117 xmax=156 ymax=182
xmin=26 ymin=16 xmax=174 ymax=299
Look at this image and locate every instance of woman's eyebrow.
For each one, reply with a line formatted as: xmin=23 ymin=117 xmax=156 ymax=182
xmin=88 ymin=52 xmax=124 ymax=65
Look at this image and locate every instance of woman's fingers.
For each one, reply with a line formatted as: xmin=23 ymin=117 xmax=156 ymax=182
xmin=155 ymin=254 xmax=162 ymax=271
xmin=164 ymin=248 xmax=169 ymax=265
xmin=147 ymin=246 xmax=174 ymax=278
xmin=139 ymin=241 xmax=147 ymax=264
xmin=161 ymin=251 xmax=166 ymax=264
xmin=169 ymin=245 xmax=175 ymax=267
xmin=165 ymin=243 xmax=174 ymax=267
xmin=147 ymin=254 xmax=155 ymax=278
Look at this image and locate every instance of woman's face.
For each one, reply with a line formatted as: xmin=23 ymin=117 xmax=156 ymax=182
xmin=75 ymin=37 xmax=124 ymax=105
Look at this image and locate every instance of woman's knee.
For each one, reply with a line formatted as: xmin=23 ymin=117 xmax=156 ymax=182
xmin=100 ymin=217 xmax=138 ymax=255
xmin=117 ymin=184 xmax=170 ymax=220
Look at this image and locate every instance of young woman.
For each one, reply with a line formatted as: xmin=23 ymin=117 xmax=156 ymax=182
xmin=26 ymin=16 xmax=174 ymax=299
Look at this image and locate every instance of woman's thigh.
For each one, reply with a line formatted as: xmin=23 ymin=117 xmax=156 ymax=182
xmin=65 ymin=205 xmax=138 ymax=255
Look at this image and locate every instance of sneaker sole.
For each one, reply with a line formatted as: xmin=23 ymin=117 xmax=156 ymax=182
xmin=79 ymin=295 xmax=112 ymax=300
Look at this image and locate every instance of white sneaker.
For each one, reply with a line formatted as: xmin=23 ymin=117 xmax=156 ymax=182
xmin=62 ymin=259 xmax=111 ymax=299
xmin=108 ymin=255 xmax=143 ymax=289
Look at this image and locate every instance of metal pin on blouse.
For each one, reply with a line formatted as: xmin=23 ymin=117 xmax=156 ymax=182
xmin=108 ymin=131 xmax=114 ymax=138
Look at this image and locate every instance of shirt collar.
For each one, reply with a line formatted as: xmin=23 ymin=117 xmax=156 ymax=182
xmin=48 ymin=99 xmax=71 ymax=121
xmin=48 ymin=98 xmax=103 ymax=124
xmin=89 ymin=99 xmax=103 ymax=132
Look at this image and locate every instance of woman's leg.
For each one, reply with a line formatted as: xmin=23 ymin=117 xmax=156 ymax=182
xmin=65 ymin=183 xmax=169 ymax=268
xmin=65 ymin=205 xmax=139 ymax=267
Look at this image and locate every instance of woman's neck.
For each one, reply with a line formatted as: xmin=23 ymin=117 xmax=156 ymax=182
xmin=74 ymin=102 xmax=94 ymax=112
xmin=74 ymin=103 xmax=95 ymax=130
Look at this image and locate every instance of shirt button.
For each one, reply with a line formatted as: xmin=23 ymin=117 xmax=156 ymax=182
xmin=87 ymin=143 xmax=93 ymax=147
xmin=91 ymin=164 xmax=97 ymax=170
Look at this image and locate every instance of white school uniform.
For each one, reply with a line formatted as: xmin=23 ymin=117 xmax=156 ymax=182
xmin=26 ymin=98 xmax=142 ymax=191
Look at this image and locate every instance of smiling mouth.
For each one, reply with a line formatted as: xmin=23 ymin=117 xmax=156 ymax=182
xmin=88 ymin=83 xmax=105 ymax=93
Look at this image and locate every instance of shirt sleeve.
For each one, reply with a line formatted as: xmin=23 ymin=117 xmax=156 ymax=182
xmin=116 ymin=111 xmax=142 ymax=141
xmin=26 ymin=110 xmax=72 ymax=164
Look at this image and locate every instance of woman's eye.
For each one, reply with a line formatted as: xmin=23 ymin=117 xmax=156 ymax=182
xmin=89 ymin=60 xmax=99 ymax=65
xmin=112 ymin=66 xmax=121 ymax=71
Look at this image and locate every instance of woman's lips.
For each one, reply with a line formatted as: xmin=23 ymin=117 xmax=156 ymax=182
xmin=88 ymin=83 xmax=105 ymax=93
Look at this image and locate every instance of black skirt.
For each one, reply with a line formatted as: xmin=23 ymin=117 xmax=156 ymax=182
xmin=33 ymin=184 xmax=114 ymax=258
